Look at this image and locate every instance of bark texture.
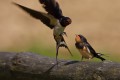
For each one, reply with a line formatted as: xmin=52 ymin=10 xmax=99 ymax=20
xmin=0 ymin=52 xmax=120 ymax=80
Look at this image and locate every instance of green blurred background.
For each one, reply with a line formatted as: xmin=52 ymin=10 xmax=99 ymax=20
xmin=0 ymin=0 xmax=120 ymax=62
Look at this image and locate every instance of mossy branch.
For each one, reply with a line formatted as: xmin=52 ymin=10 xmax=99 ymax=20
xmin=0 ymin=52 xmax=120 ymax=80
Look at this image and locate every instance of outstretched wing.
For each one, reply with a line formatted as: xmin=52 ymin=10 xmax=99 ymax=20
xmin=13 ymin=2 xmax=56 ymax=29
xmin=39 ymin=0 xmax=63 ymax=19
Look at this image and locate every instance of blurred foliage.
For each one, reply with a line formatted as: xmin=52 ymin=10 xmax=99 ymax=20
xmin=4 ymin=41 xmax=120 ymax=62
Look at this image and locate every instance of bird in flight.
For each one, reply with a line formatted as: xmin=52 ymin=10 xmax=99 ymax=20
xmin=75 ymin=34 xmax=106 ymax=61
xmin=13 ymin=0 xmax=73 ymax=63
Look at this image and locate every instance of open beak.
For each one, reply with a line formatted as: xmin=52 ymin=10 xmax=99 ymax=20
xmin=75 ymin=34 xmax=78 ymax=36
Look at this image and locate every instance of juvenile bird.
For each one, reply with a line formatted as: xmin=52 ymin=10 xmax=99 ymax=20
xmin=13 ymin=0 xmax=73 ymax=63
xmin=75 ymin=34 xmax=105 ymax=61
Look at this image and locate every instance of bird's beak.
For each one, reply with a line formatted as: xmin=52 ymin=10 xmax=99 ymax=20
xmin=75 ymin=34 xmax=81 ymax=42
xmin=75 ymin=34 xmax=78 ymax=37
xmin=75 ymin=34 xmax=78 ymax=41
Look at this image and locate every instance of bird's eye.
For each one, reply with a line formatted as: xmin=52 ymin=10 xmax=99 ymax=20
xmin=67 ymin=19 xmax=71 ymax=24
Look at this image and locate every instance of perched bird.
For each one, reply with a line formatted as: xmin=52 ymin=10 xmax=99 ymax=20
xmin=75 ymin=34 xmax=105 ymax=61
xmin=13 ymin=0 xmax=73 ymax=63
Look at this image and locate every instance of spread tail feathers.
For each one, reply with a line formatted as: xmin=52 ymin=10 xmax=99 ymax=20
xmin=54 ymin=34 xmax=73 ymax=63
xmin=58 ymin=41 xmax=73 ymax=56
xmin=60 ymin=44 xmax=73 ymax=56
xmin=55 ymin=39 xmax=73 ymax=63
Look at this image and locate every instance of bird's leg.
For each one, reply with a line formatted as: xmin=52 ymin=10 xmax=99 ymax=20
xmin=81 ymin=56 xmax=83 ymax=61
xmin=87 ymin=58 xmax=91 ymax=61
xmin=56 ymin=43 xmax=60 ymax=65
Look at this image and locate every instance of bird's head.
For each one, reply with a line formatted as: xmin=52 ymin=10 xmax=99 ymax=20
xmin=75 ymin=34 xmax=82 ymax=43
xmin=60 ymin=17 xmax=72 ymax=27
xmin=75 ymin=34 xmax=87 ymax=43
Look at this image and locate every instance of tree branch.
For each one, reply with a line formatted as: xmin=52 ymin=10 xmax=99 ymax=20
xmin=0 ymin=52 xmax=120 ymax=80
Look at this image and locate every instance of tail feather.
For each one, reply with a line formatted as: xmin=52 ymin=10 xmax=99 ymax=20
xmin=97 ymin=53 xmax=104 ymax=56
xmin=97 ymin=53 xmax=109 ymax=57
xmin=64 ymin=45 xmax=73 ymax=56
xmin=55 ymin=34 xmax=73 ymax=57
xmin=54 ymin=34 xmax=73 ymax=63
xmin=96 ymin=56 xmax=106 ymax=61
xmin=58 ymin=41 xmax=73 ymax=56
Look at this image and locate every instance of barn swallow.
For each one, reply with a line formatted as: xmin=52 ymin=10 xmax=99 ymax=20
xmin=75 ymin=34 xmax=106 ymax=61
xmin=13 ymin=0 xmax=73 ymax=63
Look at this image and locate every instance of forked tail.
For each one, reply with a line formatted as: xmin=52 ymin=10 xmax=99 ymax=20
xmin=96 ymin=55 xmax=106 ymax=61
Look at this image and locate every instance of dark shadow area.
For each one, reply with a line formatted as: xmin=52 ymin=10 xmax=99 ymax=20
xmin=44 ymin=63 xmax=58 ymax=74
xmin=64 ymin=61 xmax=79 ymax=65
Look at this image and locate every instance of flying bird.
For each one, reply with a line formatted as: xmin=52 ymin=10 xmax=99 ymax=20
xmin=75 ymin=34 xmax=106 ymax=61
xmin=13 ymin=0 xmax=73 ymax=63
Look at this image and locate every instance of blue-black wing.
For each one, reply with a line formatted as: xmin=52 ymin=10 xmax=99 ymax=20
xmin=13 ymin=2 xmax=55 ymax=29
xmin=84 ymin=41 xmax=97 ymax=56
xmin=39 ymin=0 xmax=63 ymax=19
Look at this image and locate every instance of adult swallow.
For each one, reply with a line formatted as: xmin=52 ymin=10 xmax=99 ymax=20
xmin=75 ymin=34 xmax=106 ymax=61
xmin=13 ymin=0 xmax=73 ymax=63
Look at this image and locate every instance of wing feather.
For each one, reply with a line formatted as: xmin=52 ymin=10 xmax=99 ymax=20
xmin=84 ymin=42 xmax=98 ymax=56
xmin=13 ymin=2 xmax=56 ymax=29
xmin=39 ymin=0 xmax=63 ymax=19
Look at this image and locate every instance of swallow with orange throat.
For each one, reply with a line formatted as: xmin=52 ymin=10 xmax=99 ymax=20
xmin=75 ymin=34 xmax=106 ymax=61
xmin=13 ymin=0 xmax=73 ymax=63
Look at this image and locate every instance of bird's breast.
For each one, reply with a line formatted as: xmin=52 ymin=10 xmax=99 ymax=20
xmin=53 ymin=24 xmax=65 ymax=36
xmin=78 ymin=48 xmax=93 ymax=59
